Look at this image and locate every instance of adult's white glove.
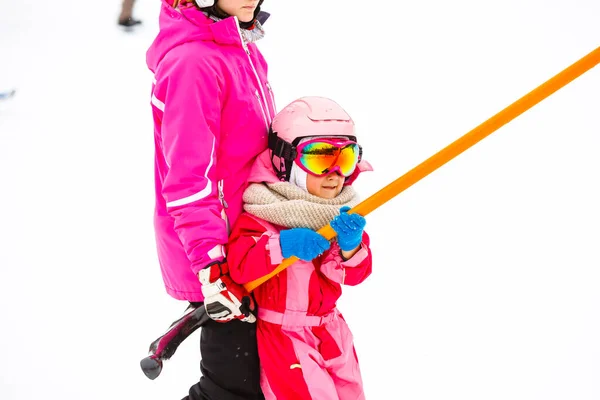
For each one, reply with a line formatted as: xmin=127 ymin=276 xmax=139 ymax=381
xmin=198 ymin=260 xmax=256 ymax=323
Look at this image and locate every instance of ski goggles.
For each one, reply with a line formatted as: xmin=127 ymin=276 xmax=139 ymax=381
xmin=294 ymin=138 xmax=362 ymax=177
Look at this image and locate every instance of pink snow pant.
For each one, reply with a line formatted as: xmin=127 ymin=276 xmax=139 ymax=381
xmin=257 ymin=308 xmax=365 ymax=400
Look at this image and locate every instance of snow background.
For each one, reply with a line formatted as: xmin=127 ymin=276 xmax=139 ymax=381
xmin=1 ymin=0 xmax=599 ymax=399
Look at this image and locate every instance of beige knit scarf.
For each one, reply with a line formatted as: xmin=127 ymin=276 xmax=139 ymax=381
xmin=243 ymin=182 xmax=360 ymax=230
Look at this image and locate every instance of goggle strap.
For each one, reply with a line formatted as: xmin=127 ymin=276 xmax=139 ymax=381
xmin=268 ymin=128 xmax=295 ymax=181
xmin=268 ymin=129 xmax=297 ymax=161
xmin=273 ymin=154 xmax=294 ymax=181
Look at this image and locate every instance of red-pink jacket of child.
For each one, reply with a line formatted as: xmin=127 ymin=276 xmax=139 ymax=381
xmin=146 ymin=0 xmax=275 ymax=301
xmin=228 ymin=215 xmax=372 ymax=314
xmin=227 ymin=148 xmax=373 ymax=320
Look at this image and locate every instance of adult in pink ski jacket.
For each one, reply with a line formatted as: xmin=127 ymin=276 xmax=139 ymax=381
xmin=146 ymin=1 xmax=273 ymax=399
xmin=147 ymin=0 xmax=275 ymax=302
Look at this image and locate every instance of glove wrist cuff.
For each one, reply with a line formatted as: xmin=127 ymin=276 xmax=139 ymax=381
xmin=338 ymin=240 xmax=361 ymax=252
xmin=202 ymin=260 xmax=229 ymax=275
xmin=200 ymin=277 xmax=225 ymax=297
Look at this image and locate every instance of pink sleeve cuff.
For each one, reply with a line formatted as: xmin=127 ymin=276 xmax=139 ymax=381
xmin=340 ymin=242 xmax=368 ymax=267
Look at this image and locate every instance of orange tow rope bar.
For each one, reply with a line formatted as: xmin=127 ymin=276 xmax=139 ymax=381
xmin=244 ymin=46 xmax=600 ymax=292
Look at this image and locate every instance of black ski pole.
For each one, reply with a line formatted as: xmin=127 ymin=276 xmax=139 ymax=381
xmin=140 ymin=303 xmax=209 ymax=380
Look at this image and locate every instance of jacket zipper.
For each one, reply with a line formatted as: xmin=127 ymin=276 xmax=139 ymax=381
xmin=255 ymin=90 xmax=269 ymax=129
xmin=266 ymin=82 xmax=276 ymax=114
xmin=217 ymin=180 xmax=231 ymax=235
xmin=233 ymin=16 xmax=273 ymax=124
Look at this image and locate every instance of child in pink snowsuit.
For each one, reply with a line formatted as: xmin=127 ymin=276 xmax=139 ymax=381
xmin=226 ymin=96 xmax=374 ymax=400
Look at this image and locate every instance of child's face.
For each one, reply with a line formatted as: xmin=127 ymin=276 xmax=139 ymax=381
xmin=306 ymin=171 xmax=345 ymax=199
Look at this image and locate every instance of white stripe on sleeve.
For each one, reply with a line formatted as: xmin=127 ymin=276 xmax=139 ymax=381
xmin=151 ymin=94 xmax=165 ymax=111
xmin=166 ymin=137 xmax=216 ymax=208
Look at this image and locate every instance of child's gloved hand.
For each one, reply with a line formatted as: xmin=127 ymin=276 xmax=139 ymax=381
xmin=330 ymin=206 xmax=366 ymax=251
xmin=280 ymin=228 xmax=331 ymax=261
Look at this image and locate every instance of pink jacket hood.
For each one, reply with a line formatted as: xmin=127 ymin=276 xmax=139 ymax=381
xmin=147 ymin=1 xmax=243 ymax=73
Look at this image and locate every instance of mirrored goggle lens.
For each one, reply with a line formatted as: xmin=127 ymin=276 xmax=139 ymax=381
xmin=298 ymin=142 xmax=360 ymax=177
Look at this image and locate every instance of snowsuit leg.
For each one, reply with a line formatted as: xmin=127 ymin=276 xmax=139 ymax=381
xmin=257 ymin=320 xmax=314 ymax=400
xmin=258 ymin=313 xmax=364 ymax=400
xmin=321 ymin=316 xmax=365 ymax=400
xmin=184 ymin=306 xmax=264 ymax=400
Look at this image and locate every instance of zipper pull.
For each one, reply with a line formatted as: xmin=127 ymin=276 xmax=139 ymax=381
xmin=218 ymin=180 xmax=228 ymax=208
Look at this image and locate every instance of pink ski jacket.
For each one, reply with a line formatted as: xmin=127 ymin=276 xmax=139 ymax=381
xmin=146 ymin=0 xmax=275 ymax=301
xmin=227 ymin=215 xmax=373 ymax=316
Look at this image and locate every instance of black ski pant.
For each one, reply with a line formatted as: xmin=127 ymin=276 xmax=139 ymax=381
xmin=182 ymin=304 xmax=264 ymax=400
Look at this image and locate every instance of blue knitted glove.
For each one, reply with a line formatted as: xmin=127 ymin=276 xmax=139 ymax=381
xmin=330 ymin=206 xmax=366 ymax=251
xmin=280 ymin=228 xmax=331 ymax=261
